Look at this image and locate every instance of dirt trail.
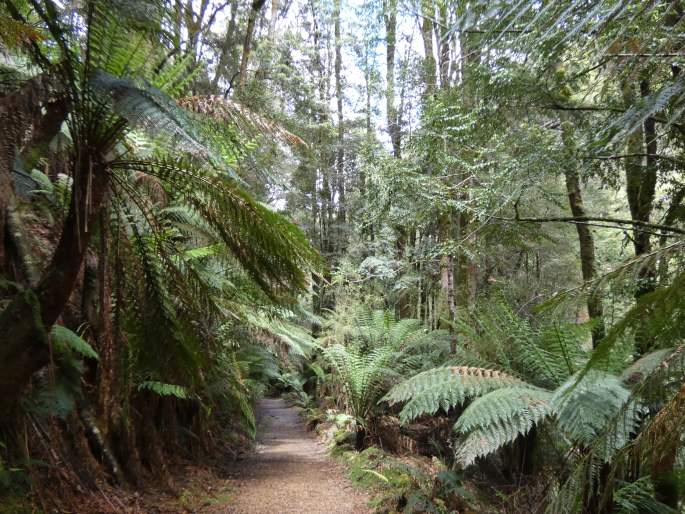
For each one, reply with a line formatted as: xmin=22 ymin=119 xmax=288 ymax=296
xmin=224 ymin=398 xmax=370 ymax=514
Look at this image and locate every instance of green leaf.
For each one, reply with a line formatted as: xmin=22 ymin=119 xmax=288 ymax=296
xmin=50 ymin=325 xmax=99 ymax=360
xmin=138 ymin=380 xmax=191 ymax=400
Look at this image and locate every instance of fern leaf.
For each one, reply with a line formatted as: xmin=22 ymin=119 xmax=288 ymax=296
xmin=455 ymin=386 xmax=553 ymax=433
xmin=178 ymin=95 xmax=306 ymax=147
xmin=384 ymin=366 xmax=524 ymax=423
xmin=50 ymin=325 xmax=99 ymax=360
xmin=138 ymin=380 xmax=191 ymax=400
xmin=553 ymin=371 xmax=641 ymax=456
xmin=454 ymin=386 xmax=553 ymax=466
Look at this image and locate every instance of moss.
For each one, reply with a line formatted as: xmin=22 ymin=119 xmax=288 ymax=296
xmin=0 ymin=493 xmax=39 ymax=514
xmin=177 ymin=482 xmax=235 ymax=510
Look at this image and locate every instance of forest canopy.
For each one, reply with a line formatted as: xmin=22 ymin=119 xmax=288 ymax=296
xmin=1 ymin=0 xmax=685 ymax=513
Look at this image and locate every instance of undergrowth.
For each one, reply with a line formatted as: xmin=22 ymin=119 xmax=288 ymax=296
xmin=331 ymin=445 xmax=480 ymax=514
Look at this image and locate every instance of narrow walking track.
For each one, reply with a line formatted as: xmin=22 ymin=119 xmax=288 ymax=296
xmin=225 ymin=398 xmax=370 ymax=513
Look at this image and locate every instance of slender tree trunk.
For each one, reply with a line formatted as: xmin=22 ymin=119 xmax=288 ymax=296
xmin=437 ymin=4 xmax=450 ymax=88
xmin=268 ymin=0 xmax=279 ymax=40
xmin=420 ymin=0 xmax=436 ymax=97
xmin=334 ymin=0 xmax=346 ymax=233
xmin=622 ymin=80 xmax=657 ymax=299
xmin=383 ymin=0 xmax=401 ymax=158
xmin=560 ymin=113 xmax=605 ymax=345
xmin=438 ymin=214 xmax=457 ymax=352
xmin=211 ymin=0 xmax=239 ymax=90
xmin=238 ymin=0 xmax=267 ymax=90
xmin=453 ymin=27 xmax=479 ymax=316
xmin=363 ymin=44 xmax=373 ymax=141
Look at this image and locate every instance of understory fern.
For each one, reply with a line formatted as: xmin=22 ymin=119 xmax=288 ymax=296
xmin=324 ymin=343 xmax=399 ymax=423
xmin=453 ymin=386 xmax=553 ymax=465
xmin=384 ymin=366 xmax=524 ymax=423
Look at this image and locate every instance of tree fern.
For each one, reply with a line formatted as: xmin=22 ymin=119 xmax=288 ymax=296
xmin=324 ymin=343 xmax=399 ymax=423
xmin=553 ymin=371 xmax=642 ymax=458
xmin=384 ymin=366 xmax=524 ymax=423
xmin=454 ymin=386 xmax=553 ymax=466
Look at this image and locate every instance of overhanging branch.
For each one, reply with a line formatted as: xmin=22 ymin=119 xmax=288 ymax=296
xmin=492 ymin=215 xmax=685 ymax=236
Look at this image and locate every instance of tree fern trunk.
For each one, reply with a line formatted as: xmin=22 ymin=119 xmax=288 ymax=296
xmin=0 ymin=160 xmax=110 ymax=413
xmin=355 ymin=425 xmax=366 ymax=451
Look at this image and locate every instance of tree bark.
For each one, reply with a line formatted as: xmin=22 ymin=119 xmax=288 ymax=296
xmin=420 ymin=0 xmax=436 ymax=97
xmin=238 ymin=0 xmax=268 ymax=90
xmin=437 ymin=4 xmax=450 ymax=88
xmin=0 ymin=157 xmax=110 ymax=413
xmin=334 ymin=0 xmax=346 ymax=233
xmin=0 ymin=76 xmax=49 ymax=275
xmin=622 ymin=80 xmax=657 ymax=298
xmin=438 ymin=214 xmax=457 ymax=352
xmin=383 ymin=0 xmax=401 ymax=158
xmin=211 ymin=0 xmax=239 ymax=90
xmin=560 ymin=113 xmax=605 ymax=345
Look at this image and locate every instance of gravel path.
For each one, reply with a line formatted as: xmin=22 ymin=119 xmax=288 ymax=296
xmin=225 ymin=398 xmax=370 ymax=514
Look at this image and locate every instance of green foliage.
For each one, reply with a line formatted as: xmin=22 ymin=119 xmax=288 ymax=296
xmin=337 ymin=447 xmax=474 ymax=513
xmin=138 ymin=381 xmax=192 ymax=400
xmin=454 ymin=386 xmax=553 ymax=466
xmin=323 ymin=308 xmax=449 ymax=427
xmin=385 ymin=366 xmax=524 ymax=423
xmin=50 ymin=325 xmax=99 ymax=361
xmin=613 ymin=478 xmax=678 ymax=514
xmin=324 ymin=343 xmax=398 ymax=424
xmin=553 ymin=371 xmax=641 ymax=457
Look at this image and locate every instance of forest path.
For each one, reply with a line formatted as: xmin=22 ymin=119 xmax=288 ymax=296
xmin=223 ymin=398 xmax=370 ymax=514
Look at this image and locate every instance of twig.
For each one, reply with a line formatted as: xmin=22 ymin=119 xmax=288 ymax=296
xmin=491 ymin=215 xmax=685 ymax=235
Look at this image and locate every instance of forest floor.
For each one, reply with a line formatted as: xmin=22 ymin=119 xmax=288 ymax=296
xmin=4 ymin=397 xmax=371 ymax=514
xmin=216 ymin=397 xmax=370 ymax=513
xmin=126 ymin=397 xmax=370 ymax=513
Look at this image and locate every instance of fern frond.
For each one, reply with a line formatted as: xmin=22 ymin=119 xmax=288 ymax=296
xmin=111 ymin=158 xmax=321 ymax=294
xmin=92 ymin=70 xmax=215 ymax=162
xmin=324 ymin=343 xmax=398 ymax=420
xmin=613 ymin=478 xmax=678 ymax=514
xmin=454 ymin=386 xmax=553 ymax=466
xmin=178 ymin=95 xmax=306 ymax=147
xmin=50 ymin=325 xmax=99 ymax=360
xmin=138 ymin=380 xmax=192 ymax=400
xmin=553 ymin=371 xmax=641 ymax=456
xmin=384 ymin=366 xmax=524 ymax=423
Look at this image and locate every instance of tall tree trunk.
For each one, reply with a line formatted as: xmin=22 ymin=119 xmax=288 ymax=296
xmin=560 ymin=113 xmax=605 ymax=345
xmin=211 ymin=0 xmax=239 ymax=90
xmin=437 ymin=3 xmax=450 ymax=88
xmin=268 ymin=0 xmax=279 ymax=40
xmin=622 ymin=80 xmax=657 ymax=299
xmin=420 ymin=0 xmax=436 ymax=97
xmin=363 ymin=42 xmax=373 ymax=141
xmin=238 ymin=0 xmax=267 ymax=90
xmin=0 ymin=157 xmax=110 ymax=413
xmin=438 ymin=214 xmax=457 ymax=352
xmin=453 ymin=27 xmax=479 ymax=315
xmin=334 ymin=0 xmax=346 ymax=233
xmin=383 ymin=0 xmax=401 ymax=158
